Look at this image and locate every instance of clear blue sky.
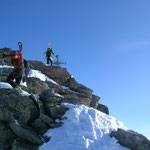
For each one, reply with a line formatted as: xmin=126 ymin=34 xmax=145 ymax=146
xmin=0 ymin=0 xmax=150 ymax=139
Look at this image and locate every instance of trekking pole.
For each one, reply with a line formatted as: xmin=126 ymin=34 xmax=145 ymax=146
xmin=43 ymin=56 xmax=46 ymax=63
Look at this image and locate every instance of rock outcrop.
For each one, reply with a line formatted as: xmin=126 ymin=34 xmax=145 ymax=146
xmin=0 ymin=48 xmax=105 ymax=149
xmin=110 ymin=128 xmax=150 ymax=150
xmin=0 ymin=48 xmax=149 ymax=150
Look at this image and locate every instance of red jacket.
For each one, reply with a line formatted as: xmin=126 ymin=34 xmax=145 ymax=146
xmin=6 ymin=54 xmax=23 ymax=69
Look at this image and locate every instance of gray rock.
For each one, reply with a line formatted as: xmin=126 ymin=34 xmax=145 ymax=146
xmin=32 ymin=114 xmax=54 ymax=135
xmin=62 ymin=98 xmax=86 ymax=105
xmin=0 ymin=67 xmax=13 ymax=82
xmin=110 ymin=128 xmax=150 ymax=150
xmin=39 ymin=88 xmax=56 ymax=99
xmin=39 ymin=114 xmax=54 ymax=125
xmin=0 ymin=121 xmax=15 ymax=150
xmin=39 ymin=89 xmax=68 ymax=119
xmin=65 ymin=76 xmax=93 ymax=97
xmin=45 ymin=79 xmax=63 ymax=94
xmin=0 ymin=48 xmax=13 ymax=67
xmin=11 ymin=138 xmax=38 ymax=150
xmin=62 ymin=88 xmax=91 ymax=99
xmin=61 ymin=89 xmax=92 ymax=106
xmin=90 ymin=95 xmax=101 ymax=108
xmin=44 ymin=103 xmax=68 ymax=119
xmin=28 ymin=61 xmax=71 ymax=85
xmin=97 ymin=103 xmax=109 ymax=115
xmin=26 ymin=77 xmax=49 ymax=94
xmin=0 ymin=89 xmax=39 ymax=124
xmin=9 ymin=119 xmax=42 ymax=145
xmin=39 ymin=89 xmax=63 ymax=106
xmin=32 ymin=118 xmax=49 ymax=135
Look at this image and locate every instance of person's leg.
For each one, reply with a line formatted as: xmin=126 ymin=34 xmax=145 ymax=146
xmin=7 ymin=70 xmax=18 ymax=88
xmin=50 ymin=57 xmax=53 ymax=66
xmin=47 ymin=57 xmax=50 ymax=64
xmin=16 ymin=75 xmax=22 ymax=86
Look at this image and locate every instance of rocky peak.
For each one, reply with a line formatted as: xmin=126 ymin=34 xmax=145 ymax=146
xmin=0 ymin=48 xmax=149 ymax=150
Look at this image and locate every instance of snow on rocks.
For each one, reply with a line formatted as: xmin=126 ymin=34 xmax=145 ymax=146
xmin=0 ymin=82 xmax=12 ymax=89
xmin=28 ymin=69 xmax=58 ymax=85
xmin=0 ymin=82 xmax=30 ymax=96
xmin=0 ymin=65 xmax=13 ymax=69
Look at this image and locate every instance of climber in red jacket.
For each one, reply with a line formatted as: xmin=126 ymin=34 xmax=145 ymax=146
xmin=3 ymin=51 xmax=24 ymax=92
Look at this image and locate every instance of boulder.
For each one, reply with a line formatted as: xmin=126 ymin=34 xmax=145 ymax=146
xmin=0 ymin=121 xmax=15 ymax=150
xmin=63 ymin=97 xmax=86 ymax=106
xmin=90 ymin=94 xmax=101 ymax=108
xmin=32 ymin=118 xmax=49 ymax=135
xmin=0 ymin=67 xmax=13 ymax=82
xmin=97 ymin=103 xmax=109 ymax=115
xmin=39 ymin=88 xmax=58 ymax=101
xmin=32 ymin=114 xmax=54 ymax=135
xmin=40 ymin=89 xmax=68 ymax=119
xmin=11 ymin=138 xmax=38 ymax=150
xmin=26 ymin=77 xmax=49 ymax=94
xmin=30 ymin=95 xmax=45 ymax=114
xmin=0 ymin=89 xmax=39 ymax=124
xmin=28 ymin=61 xmax=71 ymax=85
xmin=0 ymin=48 xmax=13 ymax=67
xmin=61 ymin=89 xmax=92 ymax=106
xmin=45 ymin=104 xmax=68 ymax=119
xmin=9 ymin=119 xmax=42 ymax=145
xmin=110 ymin=128 xmax=150 ymax=150
xmin=39 ymin=114 xmax=54 ymax=125
xmin=46 ymin=79 xmax=62 ymax=93
xmin=65 ymin=76 xmax=93 ymax=97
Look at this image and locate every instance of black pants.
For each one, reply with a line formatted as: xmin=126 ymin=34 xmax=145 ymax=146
xmin=7 ymin=67 xmax=22 ymax=88
xmin=47 ymin=57 xmax=53 ymax=66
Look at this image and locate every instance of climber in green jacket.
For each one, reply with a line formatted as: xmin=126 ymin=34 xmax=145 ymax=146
xmin=44 ymin=48 xmax=56 ymax=66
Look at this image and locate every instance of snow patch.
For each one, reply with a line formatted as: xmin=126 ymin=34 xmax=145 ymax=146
xmin=40 ymin=103 xmax=129 ymax=150
xmin=20 ymin=90 xmax=30 ymax=96
xmin=54 ymin=93 xmax=64 ymax=98
xmin=0 ymin=82 xmax=13 ymax=89
xmin=28 ymin=69 xmax=58 ymax=85
xmin=61 ymin=86 xmax=69 ymax=90
xmin=0 ymin=65 xmax=13 ymax=68
xmin=0 ymin=82 xmax=30 ymax=97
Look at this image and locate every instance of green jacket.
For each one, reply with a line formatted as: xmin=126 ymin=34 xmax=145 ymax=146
xmin=44 ymin=48 xmax=56 ymax=57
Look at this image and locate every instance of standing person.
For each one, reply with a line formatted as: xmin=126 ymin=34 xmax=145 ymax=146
xmin=3 ymin=42 xmax=26 ymax=93
xmin=44 ymin=48 xmax=56 ymax=66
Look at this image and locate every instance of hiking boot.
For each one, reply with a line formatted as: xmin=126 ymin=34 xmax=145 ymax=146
xmin=15 ymin=86 xmax=23 ymax=93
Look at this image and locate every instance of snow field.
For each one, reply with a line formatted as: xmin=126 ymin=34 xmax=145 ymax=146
xmin=40 ymin=103 xmax=130 ymax=150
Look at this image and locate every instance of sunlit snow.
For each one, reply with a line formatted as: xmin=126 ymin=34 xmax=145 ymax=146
xmin=28 ymin=69 xmax=58 ymax=85
xmin=0 ymin=82 xmax=30 ymax=96
xmin=0 ymin=65 xmax=13 ymax=68
xmin=40 ymin=103 xmax=129 ymax=150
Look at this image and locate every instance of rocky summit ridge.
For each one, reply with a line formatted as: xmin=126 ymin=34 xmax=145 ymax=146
xmin=0 ymin=48 xmax=150 ymax=150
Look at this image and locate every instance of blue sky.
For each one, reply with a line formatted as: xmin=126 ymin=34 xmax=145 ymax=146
xmin=0 ymin=0 xmax=150 ymax=139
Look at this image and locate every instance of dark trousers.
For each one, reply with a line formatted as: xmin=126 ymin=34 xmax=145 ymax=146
xmin=47 ymin=57 xmax=53 ymax=66
xmin=7 ymin=67 xmax=22 ymax=88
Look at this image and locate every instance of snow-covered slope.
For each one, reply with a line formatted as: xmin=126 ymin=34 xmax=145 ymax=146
xmin=40 ymin=103 xmax=129 ymax=150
